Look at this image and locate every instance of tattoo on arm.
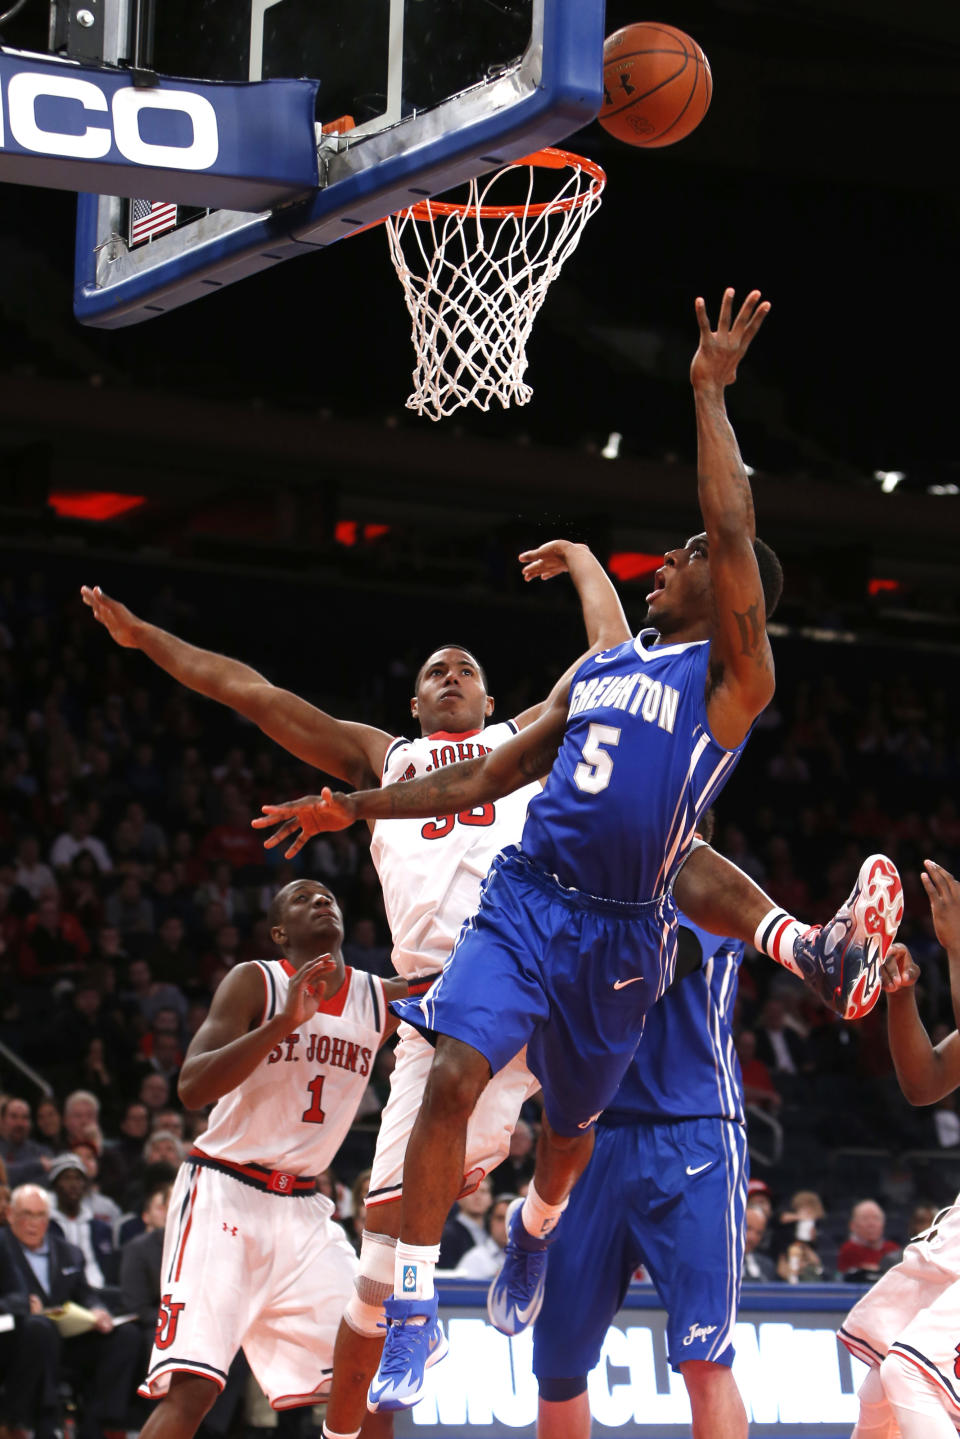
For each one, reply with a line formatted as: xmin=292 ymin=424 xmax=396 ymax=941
xmin=382 ymin=757 xmax=485 ymax=815
xmin=519 ymin=735 xmax=560 ymax=781
xmin=733 ymin=602 xmax=764 ymax=657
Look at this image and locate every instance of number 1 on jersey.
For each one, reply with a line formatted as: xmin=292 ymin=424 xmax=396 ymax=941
xmin=573 ymin=723 xmax=621 ymax=794
xmin=302 ymin=1075 xmax=326 ymax=1125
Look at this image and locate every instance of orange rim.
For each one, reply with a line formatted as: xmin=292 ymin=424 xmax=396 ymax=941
xmin=401 ymin=147 xmax=606 ymax=222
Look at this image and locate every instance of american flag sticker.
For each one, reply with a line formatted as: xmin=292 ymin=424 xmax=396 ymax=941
xmin=129 ymin=199 xmax=179 ymax=246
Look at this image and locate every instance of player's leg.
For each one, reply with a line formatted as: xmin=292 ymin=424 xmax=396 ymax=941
xmin=538 ymin=1389 xmax=591 ymax=1439
xmin=875 ymin=1255 xmax=960 ymax=1439
xmin=138 ymin=1373 xmax=220 ymax=1439
xmin=879 ymin=1352 xmax=958 ymax=1439
xmin=851 ymin=1365 xmax=898 ymax=1439
xmin=678 ymin=1362 xmax=747 ymax=1439
xmin=533 ymin=1126 xmax=638 ymax=1439
xmin=675 ymin=844 xmax=903 ymax=1019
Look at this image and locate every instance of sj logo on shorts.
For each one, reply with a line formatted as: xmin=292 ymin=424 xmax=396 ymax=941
xmin=402 ymin=1265 xmax=417 ymax=1293
xmin=155 ymin=1294 xmax=186 ymax=1350
xmin=954 ymin=1341 xmax=960 ymax=1380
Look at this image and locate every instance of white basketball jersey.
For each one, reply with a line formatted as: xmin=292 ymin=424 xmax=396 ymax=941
xmin=369 ymin=722 xmax=540 ymax=981
xmin=198 ymin=962 xmax=387 ymax=1174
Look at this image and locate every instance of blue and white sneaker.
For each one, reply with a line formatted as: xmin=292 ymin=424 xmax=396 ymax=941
xmin=367 ymin=1295 xmax=448 ymax=1412
xmin=487 ymin=1197 xmax=555 ymax=1336
xmin=795 ymin=854 xmax=903 ymax=1020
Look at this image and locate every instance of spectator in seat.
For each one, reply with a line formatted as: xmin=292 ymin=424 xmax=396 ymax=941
xmin=17 ymin=893 xmax=91 ymax=982
xmin=836 ymin=1199 xmax=902 ymax=1279
xmin=0 ymin=1183 xmax=140 ymax=1439
xmin=49 ymin=809 xmax=112 ymax=877
xmin=99 ymin=1100 xmax=151 ymax=1205
xmin=34 ymin=1098 xmax=64 ymax=1155
xmin=0 ymin=1097 xmax=52 ymax=1189
xmin=47 ymin=1153 xmax=117 ymax=1288
xmin=455 ymin=1193 xmax=515 ymax=1280
xmin=12 ymin=835 xmax=56 ymax=902
xmin=118 ymin=1183 xmax=170 ymax=1361
xmin=439 ymin=1175 xmax=492 ymax=1271
xmin=741 ymin=1203 xmax=777 ymax=1282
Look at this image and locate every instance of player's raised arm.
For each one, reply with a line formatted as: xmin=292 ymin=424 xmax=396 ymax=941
xmin=254 ymin=691 xmax=569 ymax=858
xmin=690 ymin=289 xmax=775 ymax=749
xmin=178 ymin=955 xmax=337 ymax=1108
xmin=514 ymin=540 xmax=632 ymax=729
xmin=80 ymin=585 xmax=391 ymax=789
xmin=885 ymin=861 xmax=960 ymax=1106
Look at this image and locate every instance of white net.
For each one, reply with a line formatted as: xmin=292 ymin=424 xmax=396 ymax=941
xmin=385 ymin=149 xmax=605 ymax=421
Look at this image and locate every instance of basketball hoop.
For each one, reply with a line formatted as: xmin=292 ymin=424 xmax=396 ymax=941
xmin=385 ymin=147 xmax=606 ymax=421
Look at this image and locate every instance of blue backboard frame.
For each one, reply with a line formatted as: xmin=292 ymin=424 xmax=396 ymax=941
xmin=74 ymin=0 xmax=606 ymax=328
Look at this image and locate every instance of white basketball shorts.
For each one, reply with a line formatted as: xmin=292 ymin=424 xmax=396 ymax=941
xmin=366 ymin=1022 xmax=540 ymax=1207
xmin=141 ymin=1159 xmax=357 ymax=1409
xmin=839 ymin=1204 xmax=960 ymax=1418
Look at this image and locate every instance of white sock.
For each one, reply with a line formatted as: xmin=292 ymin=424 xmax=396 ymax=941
xmin=852 ymin=1366 xmax=896 ymax=1439
xmin=754 ymin=907 xmax=810 ymax=978
xmin=881 ymin=1350 xmax=958 ymax=1439
xmin=322 ymin=1428 xmax=361 ymax=1439
xmin=521 ymin=1180 xmax=567 ymax=1240
xmin=395 ymin=1241 xmax=441 ymax=1301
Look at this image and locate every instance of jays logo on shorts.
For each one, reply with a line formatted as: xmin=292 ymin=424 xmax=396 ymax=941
xmin=534 ymin=1116 xmax=747 ymax=1378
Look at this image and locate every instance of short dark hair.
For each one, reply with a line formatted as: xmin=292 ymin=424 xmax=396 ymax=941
xmin=753 ymin=538 xmax=783 ymax=619
xmin=415 ymin=646 xmax=488 ymax=694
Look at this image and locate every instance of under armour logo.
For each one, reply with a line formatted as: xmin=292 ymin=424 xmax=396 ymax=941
xmin=222 ymin=1222 xmax=238 ymax=1236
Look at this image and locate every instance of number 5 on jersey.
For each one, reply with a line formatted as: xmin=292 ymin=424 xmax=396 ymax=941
xmin=574 ymin=723 xmax=621 ymax=794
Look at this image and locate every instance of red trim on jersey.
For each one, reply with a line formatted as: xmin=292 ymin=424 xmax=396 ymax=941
xmin=407 ymin=978 xmax=434 ymax=997
xmin=365 ymin=1190 xmax=402 ymax=1208
xmin=272 ymin=1385 xmax=333 ymax=1410
xmin=173 ymin=1167 xmax=201 ymax=1282
xmin=277 ymin=959 xmax=352 ymax=1015
xmin=427 ymin=729 xmax=482 ymax=740
xmin=257 ymin=963 xmax=270 ymax=1025
xmin=139 ymin=1364 xmax=227 ymax=1399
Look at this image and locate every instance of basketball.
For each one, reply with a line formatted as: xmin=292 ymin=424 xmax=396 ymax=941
xmin=598 ymin=22 xmax=712 ymax=149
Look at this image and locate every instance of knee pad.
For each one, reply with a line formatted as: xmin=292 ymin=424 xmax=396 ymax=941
xmin=344 ymin=1230 xmax=396 ymax=1338
xmin=538 ymin=1376 xmax=588 ymax=1402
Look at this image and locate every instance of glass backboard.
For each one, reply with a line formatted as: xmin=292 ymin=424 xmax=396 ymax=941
xmin=73 ymin=0 xmax=605 ymax=327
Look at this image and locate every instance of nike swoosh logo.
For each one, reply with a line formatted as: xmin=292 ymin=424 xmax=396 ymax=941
xmin=613 ymin=976 xmax=644 ymax=989
xmin=514 ymin=1295 xmax=541 ymax=1326
xmin=685 ymin=1162 xmax=713 ymax=1176
xmin=595 ymin=652 xmax=619 ymax=663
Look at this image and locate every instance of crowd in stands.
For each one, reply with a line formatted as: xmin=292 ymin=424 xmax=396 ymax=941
xmin=0 ymin=553 xmax=959 ymax=1433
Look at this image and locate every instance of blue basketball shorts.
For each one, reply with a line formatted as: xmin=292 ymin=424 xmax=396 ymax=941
xmin=390 ymin=845 xmax=678 ymax=1136
xmin=533 ymin=1116 xmax=748 ymax=1379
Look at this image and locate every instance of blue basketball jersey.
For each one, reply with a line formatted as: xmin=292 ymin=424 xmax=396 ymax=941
xmin=602 ymin=918 xmax=745 ymax=1126
xmin=520 ymin=631 xmax=748 ymax=902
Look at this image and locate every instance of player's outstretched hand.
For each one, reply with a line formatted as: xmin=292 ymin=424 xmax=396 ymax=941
xmin=80 ymin=585 xmax=141 ymax=647
xmin=282 ymin=954 xmax=338 ymax=1026
xmin=253 ymin=789 xmax=358 ymax=856
xmin=881 ymin=941 xmax=920 ymax=994
xmin=921 ymin=859 xmax=960 ymax=956
xmin=690 ymin=287 xmax=770 ymax=391
xmin=519 ymin=539 xmax=584 ymax=582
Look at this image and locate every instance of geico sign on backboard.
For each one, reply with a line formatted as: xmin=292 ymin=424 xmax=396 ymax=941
xmin=0 ymin=46 xmax=319 ymax=210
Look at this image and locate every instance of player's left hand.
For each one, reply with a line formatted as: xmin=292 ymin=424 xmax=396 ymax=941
xmin=881 ymin=942 xmax=920 ymax=993
xmin=690 ymin=288 xmax=770 ymax=391
xmin=519 ymin=539 xmax=584 ymax=582
xmin=252 ymin=789 xmax=358 ymax=856
xmin=921 ymin=859 xmax=960 ymax=956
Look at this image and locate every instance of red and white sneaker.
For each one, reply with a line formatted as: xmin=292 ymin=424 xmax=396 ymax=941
xmin=795 ymin=855 xmax=903 ymax=1020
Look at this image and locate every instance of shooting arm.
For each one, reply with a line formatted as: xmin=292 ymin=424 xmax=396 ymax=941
xmin=690 ymin=292 xmax=775 ymax=745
